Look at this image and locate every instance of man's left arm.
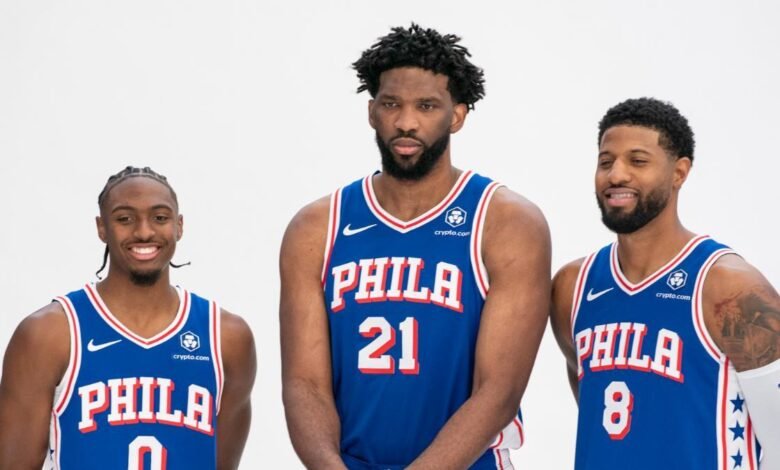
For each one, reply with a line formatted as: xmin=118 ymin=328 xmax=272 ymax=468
xmin=216 ymin=309 xmax=257 ymax=470
xmin=409 ymin=188 xmax=551 ymax=469
xmin=703 ymin=254 xmax=780 ymax=469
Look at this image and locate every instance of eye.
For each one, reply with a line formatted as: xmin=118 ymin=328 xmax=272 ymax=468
xmin=154 ymin=214 xmax=171 ymax=223
xmin=382 ymin=101 xmax=398 ymax=109
xmin=597 ymin=159 xmax=613 ymax=169
xmin=115 ymin=215 xmax=133 ymax=224
xmin=419 ymin=103 xmax=435 ymax=111
xmin=631 ymin=158 xmax=648 ymax=166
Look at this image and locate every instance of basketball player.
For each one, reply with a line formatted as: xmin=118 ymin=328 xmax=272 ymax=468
xmin=280 ymin=24 xmax=551 ymax=469
xmin=550 ymin=98 xmax=780 ymax=469
xmin=0 ymin=167 xmax=256 ymax=469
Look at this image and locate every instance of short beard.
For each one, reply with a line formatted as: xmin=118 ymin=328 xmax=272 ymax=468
xmin=597 ymin=186 xmax=669 ymax=234
xmin=130 ymin=269 xmax=162 ymax=286
xmin=376 ymin=132 xmax=449 ymax=181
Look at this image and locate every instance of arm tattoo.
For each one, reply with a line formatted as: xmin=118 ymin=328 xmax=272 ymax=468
xmin=713 ymin=286 xmax=780 ymax=370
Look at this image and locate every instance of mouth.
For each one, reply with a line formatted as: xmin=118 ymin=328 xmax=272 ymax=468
xmin=604 ymin=188 xmax=638 ymax=208
xmin=129 ymin=245 xmax=161 ymax=261
xmin=391 ymin=138 xmax=423 ymax=156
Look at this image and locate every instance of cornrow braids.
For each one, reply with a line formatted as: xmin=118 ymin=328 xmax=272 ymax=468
xmin=95 ymin=166 xmax=189 ymax=279
xmin=353 ymin=23 xmax=485 ymax=110
xmin=97 ymin=165 xmax=178 ymax=208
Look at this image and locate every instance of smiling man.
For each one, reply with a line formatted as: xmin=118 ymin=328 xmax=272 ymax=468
xmin=550 ymin=98 xmax=780 ymax=469
xmin=0 ymin=167 xmax=256 ymax=470
xmin=280 ymin=25 xmax=551 ymax=469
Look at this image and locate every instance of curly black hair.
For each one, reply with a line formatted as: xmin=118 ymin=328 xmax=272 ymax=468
xmin=598 ymin=97 xmax=695 ymax=162
xmin=353 ymin=24 xmax=485 ymax=110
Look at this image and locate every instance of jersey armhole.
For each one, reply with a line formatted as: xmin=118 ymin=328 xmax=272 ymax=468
xmin=469 ymin=181 xmax=503 ymax=299
xmin=321 ymin=188 xmax=343 ymax=286
xmin=570 ymin=252 xmax=597 ymax=341
xmin=209 ymin=301 xmax=225 ymax=415
xmin=691 ymin=248 xmax=738 ymax=362
xmin=51 ymin=296 xmax=82 ymax=416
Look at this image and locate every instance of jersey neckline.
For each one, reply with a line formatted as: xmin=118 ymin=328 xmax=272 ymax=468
xmin=83 ymin=283 xmax=191 ymax=349
xmin=609 ymin=234 xmax=710 ymax=295
xmin=362 ymin=170 xmax=474 ymax=234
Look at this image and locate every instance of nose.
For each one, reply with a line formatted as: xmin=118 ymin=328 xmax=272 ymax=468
xmin=133 ymin=218 xmax=155 ymax=240
xmin=394 ymin=105 xmax=419 ymax=134
xmin=606 ymin=159 xmax=631 ymax=186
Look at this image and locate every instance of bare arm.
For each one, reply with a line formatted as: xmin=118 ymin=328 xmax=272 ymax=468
xmin=703 ymin=254 xmax=780 ymax=467
xmin=409 ymin=188 xmax=551 ymax=469
xmin=280 ymin=196 xmax=347 ymax=470
xmin=216 ymin=309 xmax=256 ymax=470
xmin=0 ymin=303 xmax=69 ymax=470
xmin=703 ymin=254 xmax=780 ymax=371
xmin=549 ymin=258 xmax=586 ymax=403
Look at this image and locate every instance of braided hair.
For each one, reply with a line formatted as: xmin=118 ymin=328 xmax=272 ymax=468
xmin=95 ymin=166 xmax=188 ymax=279
xmin=353 ymin=23 xmax=485 ymax=110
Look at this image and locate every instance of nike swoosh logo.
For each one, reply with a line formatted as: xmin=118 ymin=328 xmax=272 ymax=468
xmin=87 ymin=339 xmax=122 ymax=352
xmin=586 ymin=287 xmax=614 ymax=302
xmin=343 ymin=223 xmax=377 ymax=236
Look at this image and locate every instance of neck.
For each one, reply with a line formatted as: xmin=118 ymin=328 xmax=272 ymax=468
xmin=614 ymin=205 xmax=696 ymax=283
xmin=96 ymin=269 xmax=180 ymax=330
xmin=373 ymin=152 xmax=461 ymax=221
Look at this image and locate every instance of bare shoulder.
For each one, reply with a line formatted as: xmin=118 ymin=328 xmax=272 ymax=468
xmin=281 ymin=195 xmax=331 ymax=257
xmin=484 ymin=187 xmax=549 ymax=238
xmin=550 ymin=258 xmax=587 ymax=338
xmin=220 ymin=308 xmax=255 ymax=361
xmin=2 ymin=301 xmax=70 ymax=388
xmin=702 ymin=253 xmax=780 ymax=371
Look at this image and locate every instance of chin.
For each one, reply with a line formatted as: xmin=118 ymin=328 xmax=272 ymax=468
xmin=129 ymin=269 xmax=163 ymax=286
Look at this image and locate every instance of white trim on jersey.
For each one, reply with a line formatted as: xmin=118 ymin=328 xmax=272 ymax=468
xmin=569 ymin=251 xmax=597 ymax=341
xmin=469 ymin=181 xmax=503 ymax=299
xmin=691 ymin=248 xmax=736 ymax=363
xmin=52 ymin=295 xmax=82 ymax=416
xmin=737 ymin=358 xmax=780 ymax=469
xmin=490 ymin=416 xmax=525 ymax=450
xmin=209 ymin=301 xmax=225 ymax=414
xmin=362 ymin=170 xmax=475 ymax=233
xmin=84 ymin=283 xmax=192 ymax=349
xmin=610 ymin=234 xmax=710 ymax=295
xmin=321 ymin=188 xmax=342 ymax=286
xmin=715 ymin=359 xmax=760 ymax=470
xmin=492 ymin=448 xmax=514 ymax=470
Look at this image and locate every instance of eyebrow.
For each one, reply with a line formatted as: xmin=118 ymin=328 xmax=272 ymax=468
xmin=111 ymin=204 xmax=175 ymax=213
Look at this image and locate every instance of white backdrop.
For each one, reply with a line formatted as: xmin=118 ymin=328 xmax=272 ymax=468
xmin=1 ymin=1 xmax=778 ymax=468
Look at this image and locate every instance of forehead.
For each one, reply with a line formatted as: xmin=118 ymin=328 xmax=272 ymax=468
xmin=377 ymin=67 xmax=450 ymax=100
xmin=101 ymin=177 xmax=177 ymax=212
xmin=600 ymin=125 xmax=663 ymax=152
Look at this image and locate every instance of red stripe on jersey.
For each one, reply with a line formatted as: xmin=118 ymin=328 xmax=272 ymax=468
xmin=693 ymin=249 xmax=731 ymax=360
xmin=611 ymin=235 xmax=709 ymax=293
xmin=364 ymin=171 xmax=473 ymax=231
xmin=211 ymin=302 xmax=224 ymax=413
xmin=570 ymin=252 xmax=597 ymax=339
xmin=85 ymin=284 xmax=189 ymax=347
xmin=472 ymin=182 xmax=501 ymax=296
xmin=54 ymin=296 xmax=79 ymax=415
xmin=720 ymin=359 xmax=729 ymax=470
xmin=321 ymin=189 xmax=341 ymax=286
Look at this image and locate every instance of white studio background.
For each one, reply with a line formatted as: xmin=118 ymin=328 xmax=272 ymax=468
xmin=1 ymin=1 xmax=778 ymax=468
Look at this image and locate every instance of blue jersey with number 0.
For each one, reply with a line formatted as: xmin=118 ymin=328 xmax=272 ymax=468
xmin=48 ymin=284 xmax=223 ymax=470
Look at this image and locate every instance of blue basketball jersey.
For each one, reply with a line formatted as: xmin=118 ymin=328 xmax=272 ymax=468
xmin=47 ymin=284 xmax=223 ymax=470
xmin=571 ymin=236 xmax=761 ymax=470
xmin=322 ymin=171 xmax=524 ymax=470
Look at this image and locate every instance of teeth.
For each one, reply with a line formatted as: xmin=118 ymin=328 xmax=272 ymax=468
xmin=132 ymin=246 xmax=158 ymax=254
xmin=609 ymin=193 xmax=635 ymax=199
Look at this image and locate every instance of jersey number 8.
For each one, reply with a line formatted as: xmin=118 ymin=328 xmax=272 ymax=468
xmin=603 ymin=381 xmax=634 ymax=439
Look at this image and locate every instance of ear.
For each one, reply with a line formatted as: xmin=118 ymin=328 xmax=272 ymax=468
xmin=176 ymin=215 xmax=184 ymax=241
xmin=449 ymin=103 xmax=468 ymax=134
xmin=672 ymin=156 xmax=692 ymax=190
xmin=368 ymin=99 xmax=376 ymax=129
xmin=96 ymin=216 xmax=107 ymax=243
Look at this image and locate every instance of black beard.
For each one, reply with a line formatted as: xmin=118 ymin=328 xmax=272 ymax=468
xmin=597 ymin=186 xmax=669 ymax=234
xmin=130 ymin=269 xmax=162 ymax=286
xmin=376 ymin=132 xmax=449 ymax=181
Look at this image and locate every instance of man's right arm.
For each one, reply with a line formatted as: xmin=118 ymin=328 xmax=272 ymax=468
xmin=279 ymin=196 xmax=347 ymax=470
xmin=0 ymin=303 xmax=69 ymax=470
xmin=549 ymin=258 xmax=585 ymax=403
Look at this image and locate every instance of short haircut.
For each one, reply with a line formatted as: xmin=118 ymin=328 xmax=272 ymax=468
xmin=353 ymin=23 xmax=485 ymax=110
xmin=598 ymin=97 xmax=695 ymax=161
xmin=98 ymin=166 xmax=178 ymax=210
